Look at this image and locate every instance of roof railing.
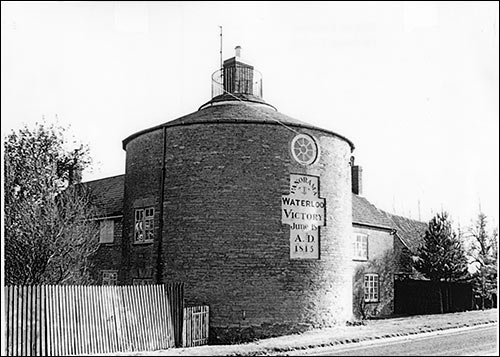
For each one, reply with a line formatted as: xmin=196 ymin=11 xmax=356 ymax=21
xmin=211 ymin=68 xmax=263 ymax=99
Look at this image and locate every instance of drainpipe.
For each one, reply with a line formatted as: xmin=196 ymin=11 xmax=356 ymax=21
xmin=157 ymin=126 xmax=167 ymax=283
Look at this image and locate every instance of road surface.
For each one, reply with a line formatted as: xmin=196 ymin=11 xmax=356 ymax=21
xmin=299 ymin=324 xmax=498 ymax=356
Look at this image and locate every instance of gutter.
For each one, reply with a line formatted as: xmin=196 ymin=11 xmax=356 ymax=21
xmin=88 ymin=214 xmax=124 ymax=221
xmin=352 ymin=221 xmax=396 ymax=233
xmin=352 ymin=221 xmax=412 ymax=252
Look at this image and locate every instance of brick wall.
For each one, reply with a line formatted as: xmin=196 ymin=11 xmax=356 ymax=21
xmin=123 ymin=108 xmax=354 ymax=341
xmin=352 ymin=225 xmax=394 ymax=263
xmin=351 ymin=225 xmax=405 ymax=318
xmin=122 ymin=129 xmax=164 ymax=284
xmin=89 ymin=217 xmax=123 ymax=283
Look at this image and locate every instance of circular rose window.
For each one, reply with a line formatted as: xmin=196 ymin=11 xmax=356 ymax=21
xmin=291 ymin=134 xmax=318 ymax=165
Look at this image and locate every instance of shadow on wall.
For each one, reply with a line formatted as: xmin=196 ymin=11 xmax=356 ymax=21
xmin=353 ymin=249 xmax=398 ymax=320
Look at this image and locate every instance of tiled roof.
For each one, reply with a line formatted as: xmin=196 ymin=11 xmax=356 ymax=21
xmin=352 ymin=194 xmax=394 ymax=230
xmin=382 ymin=211 xmax=427 ymax=253
xmin=79 ymin=175 xmax=125 ymax=217
xmin=122 ymin=101 xmax=355 ymax=151
xmin=352 ymin=194 xmax=428 ymax=252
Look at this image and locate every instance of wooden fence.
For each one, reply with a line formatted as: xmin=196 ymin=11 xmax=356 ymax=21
xmin=182 ymin=305 xmax=209 ymax=347
xmin=4 ymin=283 xmax=185 ymax=356
xmin=394 ymin=279 xmax=473 ymax=315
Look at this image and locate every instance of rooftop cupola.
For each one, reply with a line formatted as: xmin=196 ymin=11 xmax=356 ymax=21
xmin=200 ymin=46 xmax=275 ymax=110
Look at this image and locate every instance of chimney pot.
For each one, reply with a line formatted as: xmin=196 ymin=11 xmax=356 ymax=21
xmin=235 ymin=46 xmax=241 ymax=58
xmin=351 ymin=165 xmax=363 ymax=195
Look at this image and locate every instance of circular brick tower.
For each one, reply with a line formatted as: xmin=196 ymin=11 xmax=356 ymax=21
xmin=122 ymin=47 xmax=355 ymax=342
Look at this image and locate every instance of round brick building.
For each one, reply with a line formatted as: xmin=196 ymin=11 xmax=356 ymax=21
xmin=122 ymin=48 xmax=355 ymax=341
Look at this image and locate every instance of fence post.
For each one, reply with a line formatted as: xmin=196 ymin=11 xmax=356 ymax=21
xmin=5 ymin=286 xmax=11 ymax=357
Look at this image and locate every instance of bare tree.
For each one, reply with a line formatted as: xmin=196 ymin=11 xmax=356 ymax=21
xmin=4 ymin=123 xmax=99 ymax=285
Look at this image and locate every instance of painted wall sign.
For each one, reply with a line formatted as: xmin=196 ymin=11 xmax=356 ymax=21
xmin=282 ymin=174 xmax=326 ymax=259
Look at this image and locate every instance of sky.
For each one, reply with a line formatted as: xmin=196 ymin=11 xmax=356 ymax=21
xmin=1 ymin=1 xmax=499 ymax=231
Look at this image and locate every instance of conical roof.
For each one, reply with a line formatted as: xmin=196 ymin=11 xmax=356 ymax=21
xmin=122 ymin=101 xmax=355 ymax=150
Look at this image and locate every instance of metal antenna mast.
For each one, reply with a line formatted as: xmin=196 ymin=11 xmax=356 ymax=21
xmin=219 ymin=25 xmax=223 ymax=71
xmin=418 ymin=199 xmax=421 ymax=221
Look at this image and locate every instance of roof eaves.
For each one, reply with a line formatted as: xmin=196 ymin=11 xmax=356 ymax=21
xmin=79 ymin=174 xmax=125 ymax=185
xmin=122 ymin=104 xmax=355 ymax=151
xmin=393 ymin=231 xmax=411 ymax=250
xmin=352 ymin=221 xmax=396 ymax=232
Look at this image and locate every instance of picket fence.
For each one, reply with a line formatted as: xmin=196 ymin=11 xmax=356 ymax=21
xmin=4 ymin=283 xmax=188 ymax=356
xmin=182 ymin=305 xmax=209 ymax=347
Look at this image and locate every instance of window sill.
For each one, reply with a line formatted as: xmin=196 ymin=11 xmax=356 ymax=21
xmin=364 ymin=300 xmax=380 ymax=304
xmin=353 ymin=258 xmax=368 ymax=262
xmin=133 ymin=240 xmax=154 ymax=245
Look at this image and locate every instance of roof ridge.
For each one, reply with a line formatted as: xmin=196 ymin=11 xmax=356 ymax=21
xmin=381 ymin=209 xmax=428 ymax=225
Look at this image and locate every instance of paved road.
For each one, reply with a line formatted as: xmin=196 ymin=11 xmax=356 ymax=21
xmin=301 ymin=324 xmax=498 ymax=356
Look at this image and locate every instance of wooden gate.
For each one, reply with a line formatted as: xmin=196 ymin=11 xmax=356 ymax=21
xmin=182 ymin=305 xmax=209 ymax=347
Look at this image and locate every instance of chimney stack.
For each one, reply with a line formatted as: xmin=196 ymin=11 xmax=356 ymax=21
xmin=223 ymin=45 xmax=254 ymax=95
xmin=351 ymin=165 xmax=363 ymax=195
xmin=68 ymin=166 xmax=83 ymax=185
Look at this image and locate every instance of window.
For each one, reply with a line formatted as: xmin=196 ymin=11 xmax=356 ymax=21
xmin=135 ymin=207 xmax=154 ymax=243
xmin=353 ymin=233 xmax=368 ymax=260
xmin=102 ymin=270 xmax=118 ymax=285
xmin=133 ymin=278 xmax=154 ymax=285
xmin=99 ymin=219 xmax=114 ymax=244
xmin=291 ymin=134 xmax=318 ymax=165
xmin=364 ymin=274 xmax=379 ymax=302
